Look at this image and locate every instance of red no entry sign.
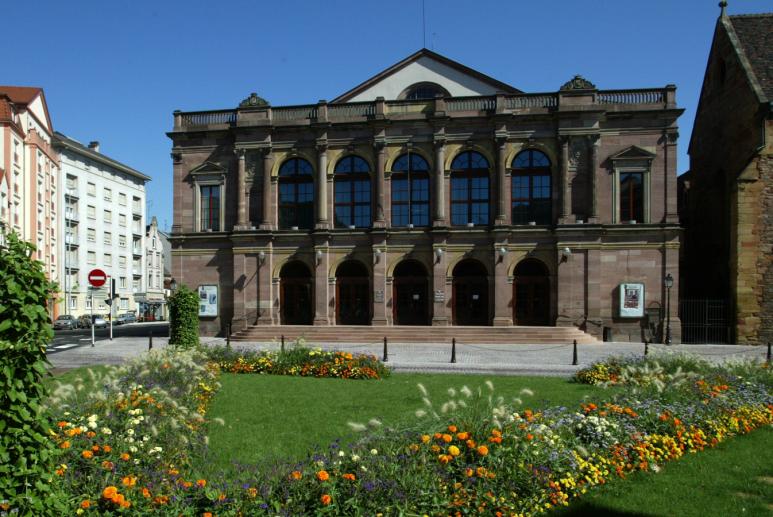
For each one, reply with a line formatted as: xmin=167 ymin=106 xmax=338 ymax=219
xmin=88 ymin=268 xmax=107 ymax=287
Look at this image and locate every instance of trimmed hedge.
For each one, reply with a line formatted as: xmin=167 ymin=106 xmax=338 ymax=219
xmin=168 ymin=285 xmax=199 ymax=348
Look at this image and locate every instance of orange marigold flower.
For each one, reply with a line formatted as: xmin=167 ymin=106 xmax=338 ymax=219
xmin=456 ymin=432 xmax=469 ymax=440
xmin=196 ymin=479 xmax=207 ymax=488
xmin=57 ymin=421 xmax=68 ymax=428
xmin=448 ymin=445 xmax=461 ymax=457
xmin=477 ymin=445 xmax=489 ymax=456
xmin=438 ymin=454 xmax=452 ymax=464
xmin=491 ymin=429 xmax=502 ymax=438
xmin=102 ymin=461 xmax=115 ymax=470
xmin=316 ymin=470 xmax=330 ymax=482
xmin=80 ymin=500 xmax=91 ymax=509
xmin=204 ymin=513 xmax=213 ymax=517
xmin=476 ymin=466 xmax=487 ymax=477
xmin=122 ymin=476 xmax=137 ymax=487
xmin=447 ymin=425 xmax=458 ymax=433
xmin=82 ymin=450 xmax=94 ymax=459
xmin=433 ymin=432 xmax=442 ymax=440
xmin=55 ymin=468 xmax=65 ymax=476
xmin=102 ymin=445 xmax=112 ymax=453
xmin=120 ymin=453 xmax=130 ymax=461
xmin=525 ymin=434 xmax=534 ymax=441
xmin=342 ymin=473 xmax=356 ymax=481
xmin=466 ymin=439 xmax=476 ymax=449
xmin=430 ymin=445 xmax=441 ymax=453
xmin=442 ymin=434 xmax=453 ymax=443
xmin=247 ymin=487 xmax=258 ymax=498
xmin=290 ymin=470 xmax=303 ymax=480
xmin=60 ymin=441 xmax=71 ymax=449
xmin=142 ymin=487 xmax=151 ymax=498
xmin=489 ymin=436 xmax=502 ymax=444
xmin=673 ymin=418 xmax=682 ymax=426
xmin=421 ymin=434 xmax=431 ymax=444
xmin=86 ymin=431 xmax=96 ymax=438
xmin=102 ymin=486 xmax=118 ymax=500
xmin=321 ymin=494 xmax=332 ymax=505
xmin=465 ymin=468 xmax=474 ymax=477
xmin=92 ymin=445 xmax=100 ymax=453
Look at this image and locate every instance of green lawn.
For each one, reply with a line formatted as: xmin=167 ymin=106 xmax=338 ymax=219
xmin=553 ymin=426 xmax=773 ymax=517
xmin=199 ymin=373 xmax=605 ymax=473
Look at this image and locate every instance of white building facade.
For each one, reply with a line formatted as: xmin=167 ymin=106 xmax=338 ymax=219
xmin=54 ymin=133 xmax=150 ymax=318
xmin=139 ymin=216 xmax=167 ymax=320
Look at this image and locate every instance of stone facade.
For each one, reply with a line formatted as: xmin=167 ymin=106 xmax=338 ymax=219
xmin=684 ymin=10 xmax=773 ymax=345
xmin=169 ymin=50 xmax=683 ymax=341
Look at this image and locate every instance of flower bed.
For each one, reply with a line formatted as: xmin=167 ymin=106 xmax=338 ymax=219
xmin=46 ymin=353 xmax=771 ymax=515
xmin=207 ymin=344 xmax=391 ymax=380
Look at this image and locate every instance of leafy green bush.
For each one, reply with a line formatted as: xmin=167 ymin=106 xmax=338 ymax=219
xmin=168 ymin=285 xmax=199 ymax=348
xmin=0 ymin=232 xmax=65 ymax=514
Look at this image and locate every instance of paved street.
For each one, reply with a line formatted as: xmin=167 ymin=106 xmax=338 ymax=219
xmin=48 ymin=322 xmax=169 ymax=363
xmin=47 ymin=330 xmax=770 ymax=377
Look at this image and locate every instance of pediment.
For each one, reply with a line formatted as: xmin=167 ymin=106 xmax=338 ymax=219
xmin=333 ymin=49 xmax=520 ymax=103
xmin=190 ymin=161 xmax=227 ymax=175
xmin=608 ymin=146 xmax=656 ymax=161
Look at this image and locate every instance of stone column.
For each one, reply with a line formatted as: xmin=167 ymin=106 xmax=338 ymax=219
xmin=236 ymin=149 xmax=248 ymax=228
xmin=256 ymin=246 xmax=272 ymax=325
xmin=585 ymin=248 xmax=603 ymax=338
xmin=313 ymin=247 xmax=330 ymax=325
xmin=371 ymin=243 xmax=387 ymax=325
xmin=431 ymin=246 xmax=449 ymax=325
xmin=664 ymin=131 xmax=679 ymax=223
xmin=433 ymin=140 xmax=446 ymax=225
xmin=374 ymin=141 xmax=386 ymax=227
xmin=260 ymin=149 xmax=273 ymax=230
xmin=316 ymin=144 xmax=329 ymax=228
xmin=493 ymin=247 xmax=513 ymax=325
xmin=589 ymin=136 xmax=600 ymax=223
xmin=495 ymin=138 xmax=508 ymax=225
xmin=559 ymin=137 xmax=572 ymax=223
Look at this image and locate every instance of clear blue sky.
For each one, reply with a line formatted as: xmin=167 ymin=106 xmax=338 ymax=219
xmin=4 ymin=0 xmax=771 ymax=231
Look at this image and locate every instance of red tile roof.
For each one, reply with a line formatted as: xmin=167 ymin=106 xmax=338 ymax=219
xmin=0 ymin=86 xmax=43 ymax=105
xmin=729 ymin=14 xmax=773 ymax=101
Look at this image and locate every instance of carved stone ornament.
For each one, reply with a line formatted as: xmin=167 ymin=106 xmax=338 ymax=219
xmin=560 ymin=75 xmax=597 ymax=91
xmin=239 ymin=92 xmax=269 ymax=108
xmin=569 ymin=139 xmax=584 ymax=168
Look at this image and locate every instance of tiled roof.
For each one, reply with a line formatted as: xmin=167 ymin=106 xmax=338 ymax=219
xmin=729 ymin=14 xmax=773 ymax=101
xmin=0 ymin=97 xmax=12 ymax=121
xmin=0 ymin=86 xmax=43 ymax=105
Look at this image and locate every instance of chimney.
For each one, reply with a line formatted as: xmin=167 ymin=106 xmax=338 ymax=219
xmin=88 ymin=141 xmax=100 ymax=153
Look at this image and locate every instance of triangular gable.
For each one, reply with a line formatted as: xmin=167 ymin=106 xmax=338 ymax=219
xmin=332 ymin=49 xmax=521 ymax=103
xmin=609 ymin=146 xmax=656 ymax=161
xmin=190 ymin=161 xmax=227 ymax=175
xmin=0 ymin=87 xmax=53 ymax=134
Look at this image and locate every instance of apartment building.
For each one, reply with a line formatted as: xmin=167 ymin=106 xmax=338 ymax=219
xmin=137 ymin=216 xmax=168 ymax=320
xmin=54 ymin=133 xmax=150 ymax=318
xmin=0 ymin=86 xmax=61 ymax=315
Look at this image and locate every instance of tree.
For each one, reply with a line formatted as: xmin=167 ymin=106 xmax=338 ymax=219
xmin=168 ymin=284 xmax=200 ymax=348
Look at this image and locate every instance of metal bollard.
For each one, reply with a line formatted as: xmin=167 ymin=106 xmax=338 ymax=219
xmin=644 ymin=339 xmax=649 ymax=356
xmin=451 ymin=338 xmax=457 ymax=364
xmin=281 ymin=335 xmax=285 ymax=353
xmin=383 ymin=336 xmax=388 ymax=362
xmin=148 ymin=331 xmax=153 ymax=351
xmin=572 ymin=339 xmax=578 ymax=366
xmin=226 ymin=323 xmax=231 ymax=348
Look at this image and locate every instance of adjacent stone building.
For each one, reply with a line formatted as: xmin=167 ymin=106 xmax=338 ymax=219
xmin=137 ymin=216 xmax=167 ymax=320
xmin=169 ymin=49 xmax=683 ymax=342
xmin=0 ymin=86 xmax=61 ymax=316
xmin=683 ymin=6 xmax=773 ymax=345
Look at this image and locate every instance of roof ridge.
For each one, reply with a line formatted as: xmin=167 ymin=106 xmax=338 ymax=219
xmin=728 ymin=12 xmax=773 ymax=18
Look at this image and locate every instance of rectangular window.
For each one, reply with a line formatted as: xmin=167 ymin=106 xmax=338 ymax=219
xmin=69 ymin=296 xmax=77 ymax=310
xmin=87 ymin=205 xmax=96 ymax=219
xmin=104 ymin=188 xmax=112 ymax=201
xmin=87 ymin=182 xmax=96 ymax=196
xmin=87 ymin=228 xmax=96 ymax=242
xmin=132 ymin=278 xmax=140 ymax=290
xmin=87 ymin=251 xmax=96 ymax=264
xmin=104 ymin=232 xmax=112 ymax=245
xmin=104 ymin=253 xmax=112 ymax=266
xmin=85 ymin=297 xmax=92 ymax=310
xmin=119 ymin=256 xmax=127 ymax=268
xmin=119 ymin=214 xmax=127 ymax=227
xmin=120 ymin=298 xmax=128 ymax=310
xmin=200 ymin=185 xmax=220 ymax=231
xmin=620 ymin=172 xmax=644 ymax=223
xmin=119 ymin=235 xmax=126 ymax=247
xmin=119 ymin=193 xmax=127 ymax=206
xmin=120 ymin=276 xmax=127 ymax=289
xmin=104 ymin=210 xmax=112 ymax=223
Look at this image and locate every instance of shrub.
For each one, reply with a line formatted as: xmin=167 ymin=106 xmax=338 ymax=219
xmin=168 ymin=285 xmax=199 ymax=348
xmin=0 ymin=232 xmax=65 ymax=514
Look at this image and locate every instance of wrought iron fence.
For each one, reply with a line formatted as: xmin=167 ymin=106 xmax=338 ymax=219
xmin=679 ymin=299 xmax=731 ymax=344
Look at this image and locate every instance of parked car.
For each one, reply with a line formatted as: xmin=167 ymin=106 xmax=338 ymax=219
xmin=78 ymin=315 xmax=108 ymax=329
xmin=122 ymin=312 xmax=137 ymax=324
xmin=77 ymin=315 xmax=92 ymax=329
xmin=53 ymin=315 xmax=77 ymax=330
xmin=116 ymin=313 xmax=136 ymax=325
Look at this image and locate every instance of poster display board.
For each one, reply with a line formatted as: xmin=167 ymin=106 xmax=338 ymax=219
xmin=198 ymin=285 xmax=218 ymax=317
xmin=619 ymin=283 xmax=644 ymax=318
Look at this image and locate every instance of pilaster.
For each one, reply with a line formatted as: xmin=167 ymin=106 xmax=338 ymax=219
xmin=316 ymin=141 xmax=330 ymax=229
xmin=558 ymin=136 xmax=575 ymax=224
xmin=493 ymin=244 xmax=513 ymax=325
xmin=431 ymin=241 xmax=449 ymax=325
xmin=373 ymin=140 xmax=386 ymax=227
xmin=313 ymin=238 xmax=330 ymax=325
xmin=260 ymin=148 xmax=273 ymax=230
xmin=495 ymin=136 xmax=508 ymax=225
xmin=235 ymin=148 xmax=249 ymax=229
xmin=588 ymin=135 xmax=600 ymax=223
xmin=371 ymin=236 xmax=387 ymax=325
xmin=433 ymin=137 xmax=446 ymax=226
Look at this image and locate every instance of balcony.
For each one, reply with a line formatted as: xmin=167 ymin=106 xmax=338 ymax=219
xmin=65 ymin=210 xmax=79 ymax=223
xmin=173 ymin=86 xmax=677 ymax=131
xmin=132 ymin=226 xmax=143 ymax=236
xmin=132 ymin=247 xmax=142 ymax=256
xmin=65 ymin=236 xmax=80 ymax=247
xmin=64 ymin=188 xmax=79 ymax=199
xmin=132 ymin=203 xmax=142 ymax=216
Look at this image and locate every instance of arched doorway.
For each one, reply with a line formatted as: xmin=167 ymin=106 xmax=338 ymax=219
xmin=336 ymin=260 xmax=370 ymax=325
xmin=280 ymin=261 xmax=313 ymax=325
xmin=393 ymin=260 xmax=430 ymax=325
xmin=452 ymin=259 xmax=489 ymax=326
xmin=514 ymin=259 xmax=550 ymax=326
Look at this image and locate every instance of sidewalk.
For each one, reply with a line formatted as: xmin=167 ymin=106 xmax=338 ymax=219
xmin=47 ymin=335 xmax=769 ymax=377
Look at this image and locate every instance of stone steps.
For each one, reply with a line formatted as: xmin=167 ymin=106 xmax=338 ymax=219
xmin=230 ymin=325 xmax=598 ymax=344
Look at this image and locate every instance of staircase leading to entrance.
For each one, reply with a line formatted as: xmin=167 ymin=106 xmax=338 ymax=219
xmin=230 ymin=325 xmax=598 ymax=344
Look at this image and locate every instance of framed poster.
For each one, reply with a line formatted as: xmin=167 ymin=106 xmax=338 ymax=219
xmin=198 ymin=285 xmax=218 ymax=317
xmin=619 ymin=283 xmax=644 ymax=318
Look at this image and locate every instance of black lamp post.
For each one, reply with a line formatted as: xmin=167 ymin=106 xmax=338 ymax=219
xmin=664 ymin=273 xmax=673 ymax=345
xmin=170 ymin=278 xmax=177 ymax=294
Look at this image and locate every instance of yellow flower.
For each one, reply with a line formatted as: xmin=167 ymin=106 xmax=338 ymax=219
xmin=448 ymin=445 xmax=461 ymax=456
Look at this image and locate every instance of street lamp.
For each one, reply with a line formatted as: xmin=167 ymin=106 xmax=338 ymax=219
xmin=170 ymin=278 xmax=177 ymax=294
xmin=664 ymin=273 xmax=674 ymax=345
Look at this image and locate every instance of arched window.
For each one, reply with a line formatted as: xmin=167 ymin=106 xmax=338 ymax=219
xmin=450 ymin=151 xmax=490 ymax=226
xmin=278 ymin=158 xmax=314 ymax=229
xmin=391 ymin=153 xmax=430 ymax=227
xmin=401 ymin=82 xmax=449 ymax=100
xmin=511 ymin=150 xmax=552 ymax=225
xmin=334 ymin=155 xmax=371 ymax=228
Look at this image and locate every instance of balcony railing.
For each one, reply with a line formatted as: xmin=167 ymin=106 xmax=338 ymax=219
xmin=65 ymin=188 xmax=79 ymax=199
xmin=175 ymin=87 xmax=675 ymax=129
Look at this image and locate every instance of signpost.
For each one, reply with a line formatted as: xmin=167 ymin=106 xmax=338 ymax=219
xmin=88 ymin=269 xmax=107 ymax=347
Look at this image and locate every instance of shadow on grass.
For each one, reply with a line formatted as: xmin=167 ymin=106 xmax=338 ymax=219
xmin=552 ymin=502 xmax=655 ymax=517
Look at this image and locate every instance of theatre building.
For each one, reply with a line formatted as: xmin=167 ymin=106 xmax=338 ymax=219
xmin=168 ymin=49 xmax=683 ymax=343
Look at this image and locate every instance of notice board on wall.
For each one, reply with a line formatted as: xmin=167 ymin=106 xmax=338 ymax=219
xmin=198 ymin=285 xmax=218 ymax=317
xmin=619 ymin=283 xmax=644 ymax=318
